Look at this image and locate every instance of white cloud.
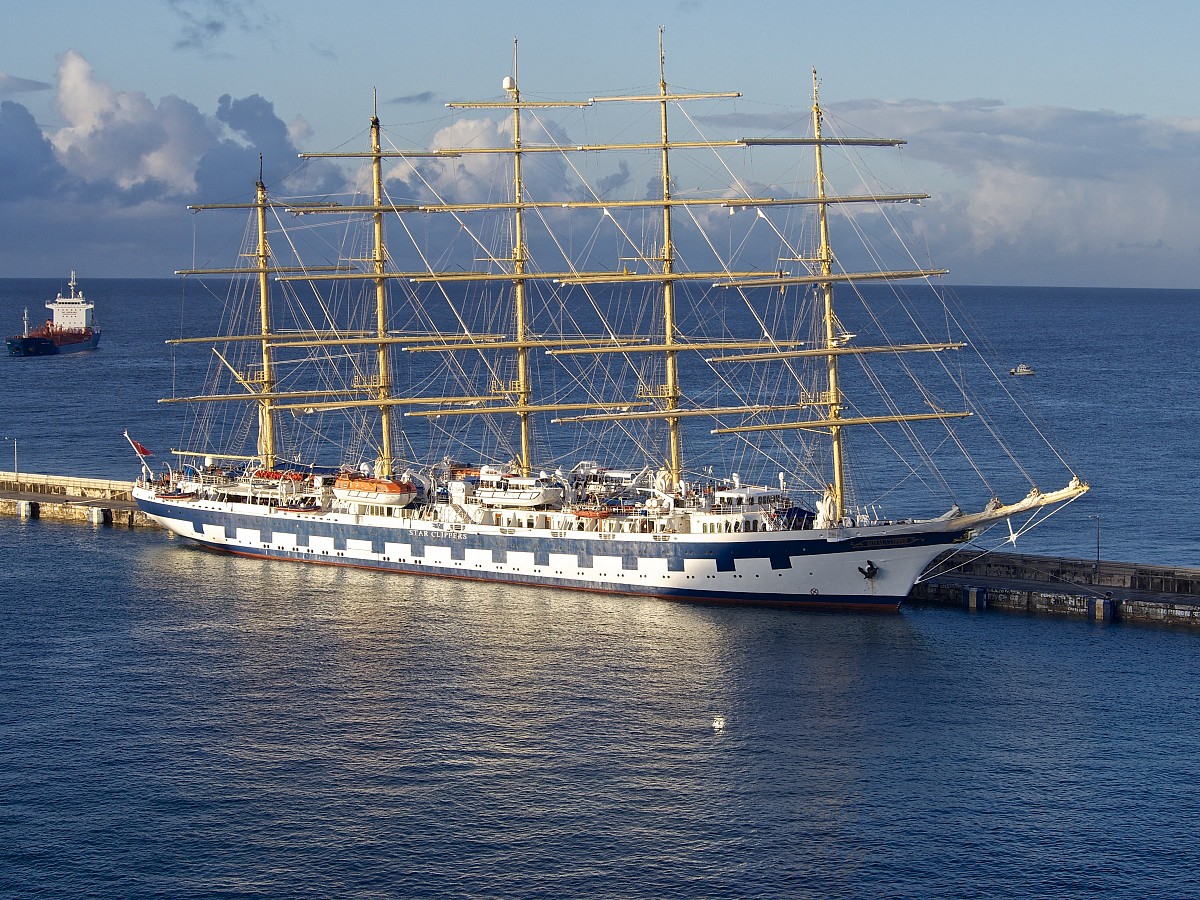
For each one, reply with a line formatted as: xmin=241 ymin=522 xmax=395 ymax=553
xmin=287 ymin=114 xmax=313 ymax=145
xmin=5 ymin=50 xmax=1200 ymax=285
xmin=403 ymin=116 xmax=515 ymax=201
xmin=707 ymin=98 xmax=1200 ymax=284
xmin=0 ymin=49 xmax=348 ymax=275
xmin=387 ymin=115 xmax=579 ymax=204
xmin=50 ymin=50 xmax=214 ymax=193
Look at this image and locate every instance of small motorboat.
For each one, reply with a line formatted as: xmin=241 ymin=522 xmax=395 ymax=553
xmin=1009 ymin=363 xmax=1036 ymax=376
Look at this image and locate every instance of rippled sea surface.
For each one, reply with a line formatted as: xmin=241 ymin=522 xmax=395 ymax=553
xmin=3 ymin=520 xmax=1199 ymax=898
xmin=3 ymin=280 xmax=1200 ymax=896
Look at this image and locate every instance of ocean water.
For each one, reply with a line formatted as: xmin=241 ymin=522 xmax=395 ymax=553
xmin=2 ymin=279 xmax=1200 ymax=897
xmin=3 ymin=521 xmax=1200 ymax=898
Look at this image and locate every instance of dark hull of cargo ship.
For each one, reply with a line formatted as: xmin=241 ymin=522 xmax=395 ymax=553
xmin=7 ymin=331 xmax=101 ymax=356
xmin=134 ymin=492 xmax=970 ymax=611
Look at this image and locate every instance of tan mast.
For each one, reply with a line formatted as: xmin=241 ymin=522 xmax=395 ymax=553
xmin=377 ymin=52 xmax=956 ymax=522
xmin=811 ymin=70 xmax=847 ymax=521
xmin=284 ymin=46 xmax=958 ymax=512
xmin=254 ymin=173 xmax=278 ymax=469
xmin=172 ymin=175 xmax=344 ymax=467
xmin=178 ymin=167 xmax=277 ymax=469
xmin=507 ymin=43 xmax=533 ymax=476
xmin=369 ymin=106 xmax=396 ymax=475
xmin=692 ymin=72 xmax=967 ymax=525
xmin=162 ymin=46 xmax=1088 ymax=531
xmin=657 ymin=28 xmax=683 ymax=491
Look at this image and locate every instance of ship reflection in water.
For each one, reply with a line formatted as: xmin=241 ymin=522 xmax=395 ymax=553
xmin=132 ymin=537 xmax=922 ymax=874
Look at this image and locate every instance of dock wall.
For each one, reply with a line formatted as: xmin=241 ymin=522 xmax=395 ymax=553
xmin=923 ymin=549 xmax=1200 ymax=598
xmin=0 ymin=470 xmax=135 ymax=500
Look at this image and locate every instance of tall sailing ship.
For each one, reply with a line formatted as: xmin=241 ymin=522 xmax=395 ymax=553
xmin=132 ymin=41 xmax=1088 ymax=610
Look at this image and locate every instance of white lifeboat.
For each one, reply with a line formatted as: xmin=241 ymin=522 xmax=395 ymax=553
xmin=474 ymin=470 xmax=564 ymax=508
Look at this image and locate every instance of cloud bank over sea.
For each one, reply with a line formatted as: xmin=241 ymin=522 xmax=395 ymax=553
xmin=1 ymin=50 xmax=1198 ymax=286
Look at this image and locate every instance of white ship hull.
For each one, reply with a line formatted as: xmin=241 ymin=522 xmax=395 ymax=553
xmin=134 ymin=486 xmax=969 ymax=609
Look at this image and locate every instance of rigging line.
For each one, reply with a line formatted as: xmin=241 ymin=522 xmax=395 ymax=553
xmin=922 ymin=488 xmax=1091 ymax=586
xmin=668 ymin=109 xmax=831 ymax=434
xmin=989 ymin=489 xmax=1080 ymax=549
xmin=835 ymin=340 xmax=993 ymax=508
xmin=800 ymin=119 xmax=969 ymax=443
xmin=1007 ymin=491 xmax=1082 ymax=540
xmin=270 ymin=203 xmax=375 ymax=407
xmin=673 ymin=100 xmax=778 ymax=208
xmin=673 ymin=205 xmax=818 ymax=476
xmin=270 ymin=202 xmax=346 ymax=338
xmin=378 ymin=171 xmax=511 ymax=407
xmin=520 ymin=205 xmax=616 ymax=354
xmin=376 ymin=134 xmax=511 ymax=335
xmin=877 ymin=269 xmax=1071 ymax=484
xmin=667 ymin=105 xmax=817 ymax=424
xmin=374 ymin=156 xmax=529 ymax=462
xmin=724 ymin=427 xmax=825 ymax=494
xmin=838 ymin=375 xmax=961 ymax=500
xmin=817 ymin=200 xmax=1005 ymax=493
xmin=915 ymin=537 xmax=1015 ymax=584
xmin=866 ymin=431 xmax=958 ymax=508
xmin=940 ymin=542 xmax=1118 ymax=600
xmin=676 ymin=204 xmax=815 ymax=424
xmin=955 ymin=317 xmax=1084 ymax=478
xmin=518 ymin=111 xmax=691 ymax=455
xmin=679 ymin=202 xmax=783 ymax=344
xmin=831 ymin=345 xmax=969 ymax=504
xmin=522 ymin=106 xmax=666 ymax=292
xmin=825 ymin=300 xmax=973 ymax=497
xmin=275 ymin=197 xmax=406 ymax=467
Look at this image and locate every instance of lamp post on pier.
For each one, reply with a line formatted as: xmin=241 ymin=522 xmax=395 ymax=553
xmin=1087 ymin=514 xmax=1101 ymax=581
xmin=3 ymin=435 xmax=15 ymax=480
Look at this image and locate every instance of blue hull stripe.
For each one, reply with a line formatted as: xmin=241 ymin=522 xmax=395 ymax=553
xmin=141 ymin=499 xmax=960 ymax=565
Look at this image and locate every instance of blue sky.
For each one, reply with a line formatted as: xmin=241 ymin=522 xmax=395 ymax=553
xmin=2 ymin=0 xmax=1199 ymax=286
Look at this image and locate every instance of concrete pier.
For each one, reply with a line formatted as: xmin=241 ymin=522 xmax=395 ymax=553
xmin=911 ymin=549 xmax=1200 ymax=629
xmin=0 ymin=470 xmax=160 ymax=529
